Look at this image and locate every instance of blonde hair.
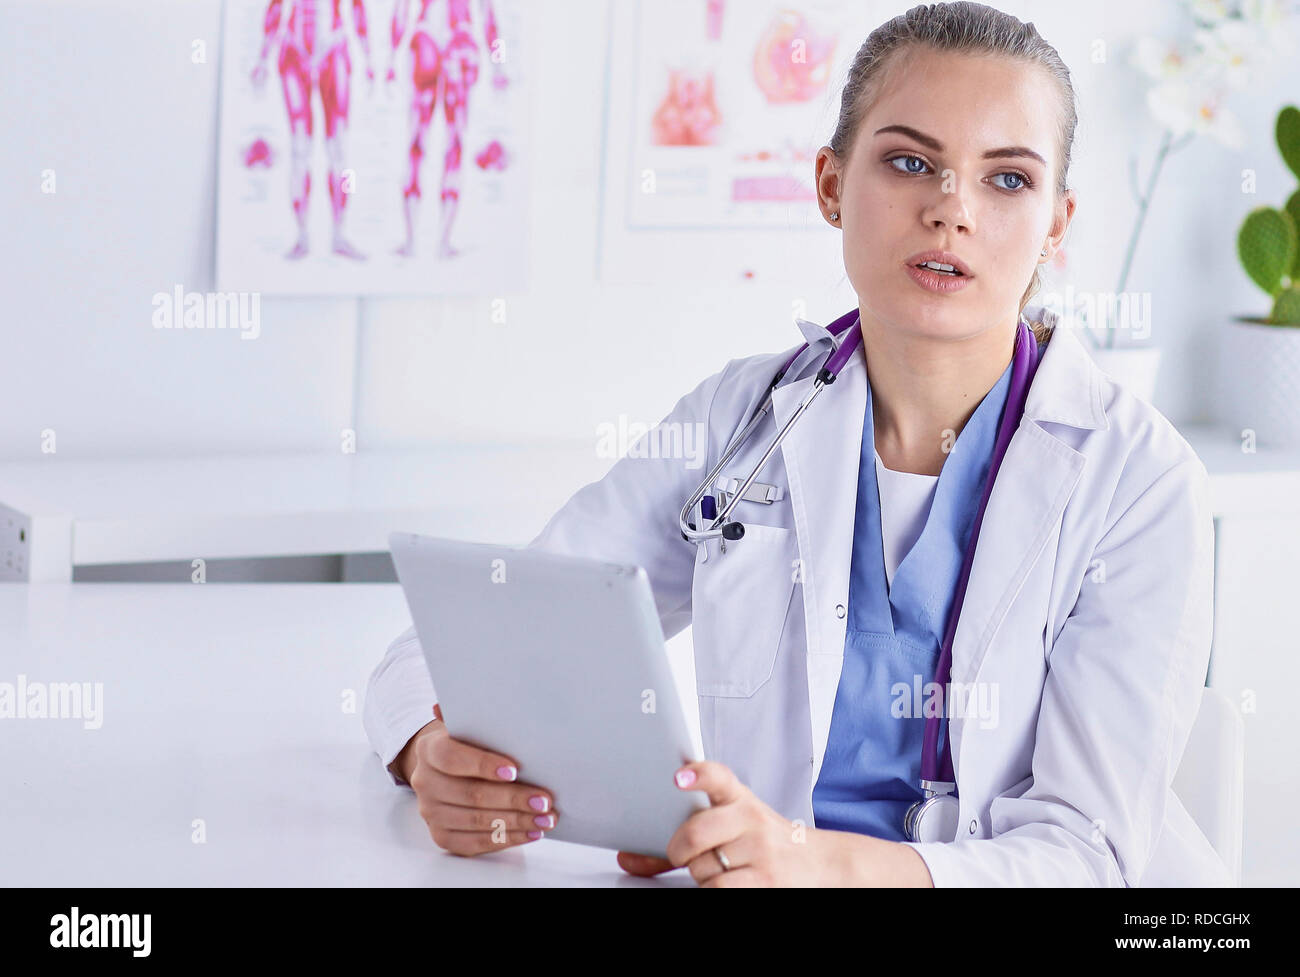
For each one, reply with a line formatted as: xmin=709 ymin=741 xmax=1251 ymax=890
xmin=827 ymin=1 xmax=1076 ymax=346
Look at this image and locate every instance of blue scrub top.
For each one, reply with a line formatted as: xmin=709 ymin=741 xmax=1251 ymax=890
xmin=811 ymin=356 xmax=1014 ymax=841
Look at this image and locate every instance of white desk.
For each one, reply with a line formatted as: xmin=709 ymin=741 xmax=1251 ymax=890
xmin=0 ymin=442 xmax=611 ymax=581
xmin=0 ymin=583 xmax=691 ymax=887
xmin=2 ymin=425 xmax=1297 ymax=582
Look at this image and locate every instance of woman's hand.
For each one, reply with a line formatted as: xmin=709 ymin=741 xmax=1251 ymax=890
xmin=393 ymin=715 xmax=559 ymax=856
xmin=618 ymin=760 xmax=849 ymax=886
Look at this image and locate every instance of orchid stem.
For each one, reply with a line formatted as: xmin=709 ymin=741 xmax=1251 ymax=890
xmin=1110 ymin=129 xmax=1182 ymax=350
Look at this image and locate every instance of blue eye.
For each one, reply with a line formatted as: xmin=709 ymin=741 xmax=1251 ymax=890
xmin=888 ymin=154 xmax=930 ymax=175
xmin=994 ymin=171 xmax=1031 ymax=192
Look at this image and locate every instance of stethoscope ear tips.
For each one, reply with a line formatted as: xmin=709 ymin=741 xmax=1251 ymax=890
xmin=721 ymin=522 xmax=745 ymax=541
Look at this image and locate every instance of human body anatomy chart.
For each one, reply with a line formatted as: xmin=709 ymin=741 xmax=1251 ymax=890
xmin=218 ymin=0 xmax=529 ymax=295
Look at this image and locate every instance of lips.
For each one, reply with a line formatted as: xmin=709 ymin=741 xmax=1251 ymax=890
xmin=904 ymin=257 xmax=974 ymax=294
xmin=904 ymin=250 xmax=974 ymax=278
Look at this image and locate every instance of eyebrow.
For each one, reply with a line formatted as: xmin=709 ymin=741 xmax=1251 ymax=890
xmin=873 ymin=124 xmax=1046 ymax=167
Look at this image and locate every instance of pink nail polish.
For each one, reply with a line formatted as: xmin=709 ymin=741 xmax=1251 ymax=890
xmin=496 ymin=765 xmax=518 ymax=781
xmin=528 ymin=795 xmax=550 ymax=812
xmin=675 ymin=769 xmax=697 ymax=788
xmin=527 ymin=830 xmax=543 ymax=841
xmin=534 ymin=814 xmax=555 ymax=829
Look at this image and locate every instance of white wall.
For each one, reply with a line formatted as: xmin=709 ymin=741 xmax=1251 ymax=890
xmin=0 ymin=0 xmax=359 ymax=462
xmin=2 ymin=0 xmax=1298 ymax=463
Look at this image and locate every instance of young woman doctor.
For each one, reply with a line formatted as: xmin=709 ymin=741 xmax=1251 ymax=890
xmin=364 ymin=2 xmax=1231 ymax=888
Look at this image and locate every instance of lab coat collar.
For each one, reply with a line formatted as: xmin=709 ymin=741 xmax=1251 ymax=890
xmin=1021 ymin=305 xmax=1110 ymax=432
xmin=771 ymin=306 xmax=1097 ymax=785
xmin=784 ymin=303 xmax=1109 ymax=432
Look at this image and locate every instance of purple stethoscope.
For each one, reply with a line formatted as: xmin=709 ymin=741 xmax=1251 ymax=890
xmin=679 ymin=308 xmax=1042 ymax=843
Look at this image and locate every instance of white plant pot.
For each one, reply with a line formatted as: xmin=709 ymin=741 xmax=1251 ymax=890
xmin=1087 ymin=346 xmax=1163 ymax=403
xmin=1219 ymin=317 xmax=1300 ymax=448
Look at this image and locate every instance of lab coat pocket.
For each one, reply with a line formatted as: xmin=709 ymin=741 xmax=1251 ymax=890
xmin=691 ymin=523 xmax=797 ymax=697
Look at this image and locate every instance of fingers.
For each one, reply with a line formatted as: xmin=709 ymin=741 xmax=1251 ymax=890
xmin=663 ymin=760 xmax=746 ymax=870
xmin=616 ymin=851 xmax=676 ymax=877
xmin=423 ymin=800 xmax=557 ymax=834
xmin=422 ymin=728 xmax=523 ymax=785
xmin=415 ymin=767 xmax=554 ymax=821
xmin=408 ymin=732 xmax=558 ymax=856
xmin=673 ymin=760 xmax=744 ymax=807
xmin=684 ymin=831 xmax=756 ymax=887
xmin=665 ymin=801 xmax=747 ymax=871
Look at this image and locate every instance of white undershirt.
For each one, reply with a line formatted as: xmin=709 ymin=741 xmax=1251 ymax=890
xmin=874 ymin=448 xmax=939 ymax=591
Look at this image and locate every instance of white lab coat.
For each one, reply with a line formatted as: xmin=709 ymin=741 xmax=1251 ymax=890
xmin=364 ymin=306 xmax=1233 ymax=887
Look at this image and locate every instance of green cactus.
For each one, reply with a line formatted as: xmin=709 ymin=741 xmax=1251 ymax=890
xmin=1279 ymin=105 xmax=1300 ymax=180
xmin=1236 ymin=105 xmax=1300 ymax=325
xmin=1274 ymin=286 xmax=1300 ymax=324
xmin=1238 ymin=207 xmax=1295 ymax=295
xmin=1287 ymin=188 xmax=1300 ymax=278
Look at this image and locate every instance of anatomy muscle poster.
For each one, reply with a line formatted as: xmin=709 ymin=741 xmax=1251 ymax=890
xmin=217 ymin=0 xmax=531 ymax=296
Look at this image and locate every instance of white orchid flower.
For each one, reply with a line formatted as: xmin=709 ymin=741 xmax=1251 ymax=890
xmin=1131 ymin=36 xmax=1193 ymax=80
xmin=1146 ymin=79 xmax=1245 ymax=147
xmin=1193 ymin=22 xmax=1259 ymax=89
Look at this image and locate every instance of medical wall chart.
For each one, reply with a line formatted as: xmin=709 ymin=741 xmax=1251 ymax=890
xmin=216 ymin=0 xmax=531 ymax=296
xmin=599 ymin=0 xmax=873 ymax=286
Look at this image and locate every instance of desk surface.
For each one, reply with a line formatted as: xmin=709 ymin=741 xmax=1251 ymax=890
xmin=0 ymin=441 xmax=611 ymax=577
xmin=0 ymin=583 xmax=691 ymax=887
xmin=6 ymin=424 xmax=1300 ymax=568
xmin=2 ymin=426 xmax=1298 ymax=580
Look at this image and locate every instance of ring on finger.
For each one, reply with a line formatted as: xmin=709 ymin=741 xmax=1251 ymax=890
xmin=714 ymin=846 xmax=732 ymax=871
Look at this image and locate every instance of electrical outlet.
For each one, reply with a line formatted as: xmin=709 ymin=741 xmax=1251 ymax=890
xmin=0 ymin=504 xmax=31 ymax=582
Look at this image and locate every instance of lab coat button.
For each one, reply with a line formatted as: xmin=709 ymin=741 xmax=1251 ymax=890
xmin=969 ymin=819 xmax=977 ymax=834
xmin=835 ymin=603 xmax=846 ymax=619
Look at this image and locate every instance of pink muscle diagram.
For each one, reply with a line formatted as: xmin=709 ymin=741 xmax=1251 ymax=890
xmin=387 ymin=0 xmax=509 ymax=259
xmin=476 ymin=139 xmax=507 ymax=171
xmin=651 ymin=70 xmax=723 ymax=146
xmin=705 ymin=0 xmax=725 ymax=42
xmin=244 ymin=137 xmax=274 ymax=168
xmin=752 ymin=10 xmax=835 ymax=104
xmin=250 ymin=0 xmax=375 ymax=261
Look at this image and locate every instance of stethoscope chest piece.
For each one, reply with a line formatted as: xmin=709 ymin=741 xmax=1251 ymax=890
xmin=904 ymin=784 xmax=960 ymax=844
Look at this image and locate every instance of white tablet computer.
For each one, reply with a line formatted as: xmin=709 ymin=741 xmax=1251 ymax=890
xmin=388 ymin=532 xmax=708 ymax=858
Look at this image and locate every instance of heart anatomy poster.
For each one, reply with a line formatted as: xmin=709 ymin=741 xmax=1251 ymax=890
xmin=217 ymin=0 xmax=531 ymax=296
xmin=600 ymin=0 xmax=874 ymax=285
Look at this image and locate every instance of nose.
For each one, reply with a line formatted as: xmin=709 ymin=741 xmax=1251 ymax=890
xmin=922 ymin=173 xmax=976 ymax=234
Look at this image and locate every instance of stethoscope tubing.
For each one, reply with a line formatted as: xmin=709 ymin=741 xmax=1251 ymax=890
xmin=679 ymin=311 xmax=864 ymax=543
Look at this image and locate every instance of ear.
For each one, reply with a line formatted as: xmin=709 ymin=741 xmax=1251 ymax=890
xmin=1043 ymin=187 xmax=1078 ymax=257
xmin=815 ymin=146 xmax=844 ymax=225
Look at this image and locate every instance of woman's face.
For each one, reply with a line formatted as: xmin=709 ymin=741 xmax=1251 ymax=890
xmin=818 ymin=49 xmax=1076 ymax=341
